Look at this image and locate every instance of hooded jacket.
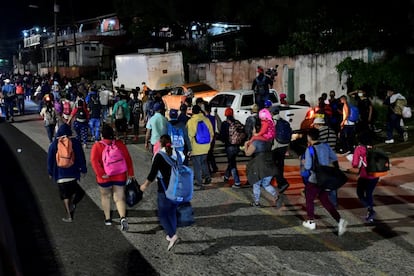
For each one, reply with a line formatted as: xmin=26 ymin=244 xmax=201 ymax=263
xmin=47 ymin=124 xmax=87 ymax=181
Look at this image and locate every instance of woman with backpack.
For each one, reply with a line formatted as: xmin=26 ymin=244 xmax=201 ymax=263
xmin=90 ymin=124 xmax=135 ymax=231
xmin=140 ymin=134 xmax=180 ymax=251
xmin=351 ymin=131 xmax=380 ymax=223
xmin=67 ymin=99 xmax=90 ymax=150
xmin=39 ymin=96 xmax=57 ymax=143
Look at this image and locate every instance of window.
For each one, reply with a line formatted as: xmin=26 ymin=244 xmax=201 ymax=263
xmin=210 ymin=94 xmax=235 ymax=108
xmin=240 ymin=94 xmax=254 ymax=108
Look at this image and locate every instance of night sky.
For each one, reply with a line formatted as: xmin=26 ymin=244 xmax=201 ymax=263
xmin=1 ymin=0 xmax=114 ymax=40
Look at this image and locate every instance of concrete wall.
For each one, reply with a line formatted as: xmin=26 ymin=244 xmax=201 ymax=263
xmin=188 ymin=48 xmax=382 ymax=107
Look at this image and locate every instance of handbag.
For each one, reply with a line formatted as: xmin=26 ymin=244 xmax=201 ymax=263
xmin=125 ymin=178 xmax=143 ymax=207
xmin=311 ymin=146 xmax=348 ymax=190
xmin=176 ymin=201 xmax=195 ymax=227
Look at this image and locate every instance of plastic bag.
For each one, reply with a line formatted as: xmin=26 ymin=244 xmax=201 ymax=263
xmin=125 ymin=178 xmax=142 ymax=207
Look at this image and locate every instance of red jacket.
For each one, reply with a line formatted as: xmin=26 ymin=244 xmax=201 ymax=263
xmin=90 ymin=139 xmax=134 ymax=184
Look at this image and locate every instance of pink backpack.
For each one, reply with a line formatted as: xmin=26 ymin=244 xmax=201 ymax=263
xmin=100 ymin=141 xmax=127 ymax=176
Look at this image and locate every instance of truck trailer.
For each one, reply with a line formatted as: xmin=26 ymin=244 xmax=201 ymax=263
xmin=112 ymin=51 xmax=185 ymax=92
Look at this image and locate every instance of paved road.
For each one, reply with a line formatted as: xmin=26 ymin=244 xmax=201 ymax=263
xmin=1 ymin=100 xmax=414 ymax=275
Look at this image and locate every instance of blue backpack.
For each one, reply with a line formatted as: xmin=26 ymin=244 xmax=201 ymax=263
xmin=158 ymin=151 xmax=194 ymax=203
xmin=348 ymin=104 xmax=359 ymax=122
xmin=167 ymin=123 xmax=185 ymax=151
xmin=195 ymin=120 xmax=211 ymax=144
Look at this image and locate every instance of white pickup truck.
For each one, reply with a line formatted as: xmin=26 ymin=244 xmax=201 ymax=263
xmin=208 ymin=89 xmax=310 ymax=132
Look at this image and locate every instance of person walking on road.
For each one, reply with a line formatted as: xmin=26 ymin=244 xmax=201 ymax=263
xmin=352 ymin=131 xmax=380 ymax=223
xmin=47 ymin=123 xmax=87 ymax=223
xmin=145 ymin=102 xmax=168 ymax=155
xmin=302 ymin=128 xmax=348 ymax=236
xmin=90 ymin=124 xmax=135 ymax=231
xmin=187 ymin=104 xmax=214 ymax=188
xmin=40 ymin=96 xmax=58 ymax=143
xmin=244 ymin=124 xmax=280 ymax=207
xmin=140 ymin=134 xmax=180 ymax=251
xmin=218 ymin=107 xmax=243 ymax=188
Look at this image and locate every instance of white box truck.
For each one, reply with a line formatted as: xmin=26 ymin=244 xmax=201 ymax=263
xmin=112 ymin=51 xmax=185 ymax=92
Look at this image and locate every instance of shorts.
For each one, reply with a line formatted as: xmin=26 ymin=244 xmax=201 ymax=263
xmin=115 ymin=118 xmax=128 ymax=132
xmin=58 ymin=180 xmax=78 ymax=200
xmin=98 ymin=181 xmax=126 ymax=188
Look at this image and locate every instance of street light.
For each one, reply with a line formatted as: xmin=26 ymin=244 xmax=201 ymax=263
xmin=54 ymin=1 xmax=59 ymax=72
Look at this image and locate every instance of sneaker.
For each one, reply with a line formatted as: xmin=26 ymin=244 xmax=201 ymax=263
xmin=365 ymin=210 xmax=376 ymax=223
xmin=62 ymin=217 xmax=73 ymax=223
xmin=385 ymin=139 xmax=394 ymax=144
xmin=338 ymin=218 xmax=348 ymax=236
xmin=104 ymin=219 xmax=112 ymax=226
xmin=250 ymin=202 xmax=262 ymax=207
xmin=302 ymin=220 xmax=316 ymax=230
xmin=120 ymin=217 xmax=129 ymax=231
xmin=223 ymin=176 xmax=229 ymax=183
xmin=231 ymin=184 xmax=241 ymax=189
xmin=278 ymin=183 xmax=290 ymax=194
xmin=167 ymin=235 xmax=179 ymax=251
xmin=204 ymin=177 xmax=212 ymax=184
xmin=403 ymin=132 xmax=408 ymax=142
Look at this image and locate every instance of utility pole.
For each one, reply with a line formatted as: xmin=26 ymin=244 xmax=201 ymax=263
xmin=54 ymin=1 xmax=59 ymax=72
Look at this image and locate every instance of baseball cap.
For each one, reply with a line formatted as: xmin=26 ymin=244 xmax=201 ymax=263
xmin=225 ymin=107 xmax=234 ymax=117
xmin=169 ymin=109 xmax=178 ymax=119
xmin=264 ymin=100 xmax=272 ymax=108
xmin=153 ymin=102 xmax=162 ymax=111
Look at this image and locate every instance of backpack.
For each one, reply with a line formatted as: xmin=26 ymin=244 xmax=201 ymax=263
xmin=89 ymin=95 xmax=101 ymax=118
xmin=167 ymin=123 xmax=185 ymax=150
xmin=255 ymin=76 xmax=267 ymax=95
xmin=275 ymin=118 xmax=292 ymax=144
xmin=348 ymin=104 xmax=360 ymax=122
xmin=56 ymin=136 xmax=75 ymax=168
xmin=393 ymin=98 xmax=407 ymax=115
xmin=365 ymin=147 xmax=390 ymax=177
xmin=158 ymin=150 xmax=194 ymax=203
xmin=229 ymin=120 xmax=246 ymax=145
xmin=195 ymin=120 xmax=211 ymax=144
xmin=115 ymin=104 xmax=125 ymax=119
xmin=132 ymin=100 xmax=143 ymax=115
xmin=100 ymin=141 xmax=128 ymax=176
xmin=44 ymin=108 xmax=57 ymax=126
xmin=54 ymin=100 xmax=62 ymax=114
xmin=63 ymin=100 xmax=72 ymax=115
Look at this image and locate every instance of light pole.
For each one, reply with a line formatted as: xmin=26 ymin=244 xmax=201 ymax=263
xmin=54 ymin=1 xmax=59 ymax=72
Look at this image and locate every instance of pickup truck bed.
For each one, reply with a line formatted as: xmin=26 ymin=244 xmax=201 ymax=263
xmin=208 ymin=89 xmax=310 ymax=132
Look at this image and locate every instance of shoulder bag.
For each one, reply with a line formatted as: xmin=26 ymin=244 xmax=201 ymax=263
xmin=311 ymin=145 xmax=348 ymax=190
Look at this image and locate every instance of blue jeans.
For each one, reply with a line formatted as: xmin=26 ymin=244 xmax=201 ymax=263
xmin=101 ymin=105 xmax=109 ymax=123
xmin=386 ymin=113 xmax=404 ymax=140
xmin=45 ymin=124 xmax=56 ymax=143
xmin=89 ymin=117 xmax=101 ymax=141
xmin=356 ymin=177 xmax=378 ymax=209
xmin=157 ymin=192 xmax=178 ymax=238
xmin=252 ymin=176 xmax=277 ymax=203
xmin=192 ymin=154 xmax=210 ymax=185
xmin=225 ymin=145 xmax=240 ymax=184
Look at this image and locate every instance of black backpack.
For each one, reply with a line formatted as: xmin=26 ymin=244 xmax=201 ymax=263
xmin=275 ymin=118 xmax=292 ymax=144
xmin=76 ymin=106 xmax=87 ymax=120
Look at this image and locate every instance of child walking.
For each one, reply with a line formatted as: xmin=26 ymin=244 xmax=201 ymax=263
xmin=352 ymin=131 xmax=380 ymax=223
